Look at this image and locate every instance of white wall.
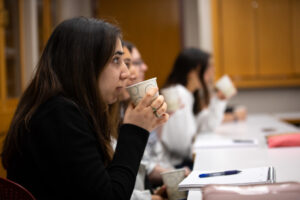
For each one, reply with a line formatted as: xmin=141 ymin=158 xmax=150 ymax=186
xmin=183 ymin=0 xmax=300 ymax=114
xmin=229 ymin=88 xmax=300 ymax=114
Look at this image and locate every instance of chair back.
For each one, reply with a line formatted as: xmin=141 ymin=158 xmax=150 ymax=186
xmin=0 ymin=177 xmax=36 ymax=200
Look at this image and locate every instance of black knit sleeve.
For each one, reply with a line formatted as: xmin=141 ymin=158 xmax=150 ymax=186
xmin=32 ymin=97 xmax=149 ymax=200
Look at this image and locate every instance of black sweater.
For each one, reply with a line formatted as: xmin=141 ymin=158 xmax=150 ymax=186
xmin=7 ymin=96 xmax=149 ymax=200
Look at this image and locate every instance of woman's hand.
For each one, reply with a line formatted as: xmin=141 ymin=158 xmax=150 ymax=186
xmin=152 ymin=185 xmax=168 ymax=200
xmin=234 ymin=106 xmax=247 ymax=121
xmin=123 ymin=87 xmax=169 ymax=132
xmin=216 ymin=90 xmax=227 ymax=100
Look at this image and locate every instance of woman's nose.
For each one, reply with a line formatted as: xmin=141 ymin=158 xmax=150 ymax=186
xmin=120 ymin=62 xmax=129 ymax=80
xmin=129 ymin=68 xmax=138 ymax=81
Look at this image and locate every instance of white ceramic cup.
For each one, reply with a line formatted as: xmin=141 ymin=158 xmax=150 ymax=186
xmin=215 ymin=75 xmax=237 ymax=99
xmin=126 ymin=77 xmax=159 ymax=106
xmin=161 ymin=87 xmax=180 ymax=113
xmin=161 ymin=168 xmax=187 ymax=200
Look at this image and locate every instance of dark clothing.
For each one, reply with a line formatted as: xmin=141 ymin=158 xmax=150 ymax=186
xmin=7 ymin=96 xmax=149 ymax=200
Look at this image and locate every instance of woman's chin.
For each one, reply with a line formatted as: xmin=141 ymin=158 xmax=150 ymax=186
xmin=106 ymin=97 xmax=118 ymax=105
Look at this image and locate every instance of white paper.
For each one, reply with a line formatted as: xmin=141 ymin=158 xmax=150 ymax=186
xmin=179 ymin=167 xmax=274 ymax=190
xmin=193 ymin=137 xmax=259 ymax=149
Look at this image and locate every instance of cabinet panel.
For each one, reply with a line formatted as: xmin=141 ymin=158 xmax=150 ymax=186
xmin=98 ymin=0 xmax=181 ymax=87
xmin=212 ymin=0 xmax=300 ymax=87
xmin=257 ymin=0 xmax=292 ymax=76
xmin=220 ymin=0 xmax=256 ymax=77
xmin=292 ymin=0 xmax=300 ymax=75
xmin=0 ymin=0 xmax=23 ymax=177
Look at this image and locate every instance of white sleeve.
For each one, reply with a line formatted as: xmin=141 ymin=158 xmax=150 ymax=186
xmin=196 ymin=96 xmax=227 ymax=133
xmin=142 ymin=146 xmax=157 ymax=175
xmin=130 ymin=190 xmax=152 ymax=200
xmin=161 ymin=87 xmax=197 ymax=158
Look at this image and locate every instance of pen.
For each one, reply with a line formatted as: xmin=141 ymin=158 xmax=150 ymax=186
xmin=199 ymin=170 xmax=241 ymax=178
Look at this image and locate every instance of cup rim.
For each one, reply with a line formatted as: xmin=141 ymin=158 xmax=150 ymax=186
xmin=126 ymin=77 xmax=157 ymax=89
xmin=216 ymin=75 xmax=233 ymax=86
xmin=160 ymin=168 xmax=185 ymax=176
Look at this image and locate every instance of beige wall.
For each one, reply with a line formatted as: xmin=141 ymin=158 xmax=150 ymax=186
xmin=54 ymin=0 xmax=92 ymax=26
xmin=22 ymin=0 xmax=93 ymax=86
xmin=183 ymin=0 xmax=212 ymax=52
xmin=182 ymin=0 xmax=200 ymax=48
xmin=22 ymin=0 xmax=39 ymax=86
xmin=230 ymin=88 xmax=300 ymax=114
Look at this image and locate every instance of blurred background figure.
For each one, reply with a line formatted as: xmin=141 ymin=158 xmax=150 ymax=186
xmin=158 ymin=48 xmax=246 ymax=169
xmin=117 ymin=41 xmax=170 ymax=200
xmin=131 ymin=45 xmax=149 ymax=83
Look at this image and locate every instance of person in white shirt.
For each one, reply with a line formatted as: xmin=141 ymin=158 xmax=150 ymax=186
xmin=117 ymin=41 xmax=169 ymax=200
xmin=159 ymin=48 xmax=229 ymax=168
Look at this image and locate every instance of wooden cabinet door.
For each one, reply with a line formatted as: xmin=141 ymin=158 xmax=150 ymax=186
xmin=0 ymin=0 xmax=8 ymax=178
xmin=292 ymin=0 xmax=300 ymax=75
xmin=212 ymin=0 xmax=300 ymax=87
xmin=219 ymin=0 xmax=257 ymax=78
xmin=257 ymin=0 xmax=293 ymax=76
xmin=0 ymin=0 xmax=23 ymax=178
xmin=98 ymin=0 xmax=181 ymax=87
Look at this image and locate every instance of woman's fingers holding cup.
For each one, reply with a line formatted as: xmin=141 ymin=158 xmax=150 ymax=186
xmin=153 ymin=101 xmax=167 ymax=118
xmin=150 ymin=95 xmax=165 ymax=115
xmin=155 ymin=113 xmax=169 ymax=126
xmin=137 ymin=87 xmax=158 ymax=110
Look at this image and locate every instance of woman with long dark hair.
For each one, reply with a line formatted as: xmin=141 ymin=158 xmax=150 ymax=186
xmin=1 ymin=17 xmax=168 ymax=200
xmin=159 ymin=48 xmax=227 ymax=168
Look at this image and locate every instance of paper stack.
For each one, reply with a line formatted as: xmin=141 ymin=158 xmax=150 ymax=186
xmin=178 ymin=166 xmax=276 ymax=191
xmin=193 ymin=136 xmax=259 ymax=149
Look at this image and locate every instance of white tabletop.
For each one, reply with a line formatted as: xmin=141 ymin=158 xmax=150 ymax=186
xmin=188 ymin=114 xmax=300 ymax=200
xmin=273 ymin=112 xmax=300 ymax=120
xmin=214 ymin=114 xmax=299 ymax=137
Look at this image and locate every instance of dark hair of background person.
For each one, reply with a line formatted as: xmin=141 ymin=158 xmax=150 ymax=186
xmin=122 ymin=40 xmax=135 ymax=53
xmin=163 ymin=48 xmax=211 ymax=115
xmin=2 ymin=17 xmax=121 ymax=168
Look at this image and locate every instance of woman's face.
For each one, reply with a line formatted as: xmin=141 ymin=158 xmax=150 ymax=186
xmin=119 ymin=46 xmax=138 ymax=100
xmin=131 ymin=47 xmax=148 ymax=82
xmin=204 ymin=57 xmax=215 ymax=85
xmin=98 ymin=38 xmax=129 ymax=104
xmin=124 ymin=47 xmax=138 ymax=86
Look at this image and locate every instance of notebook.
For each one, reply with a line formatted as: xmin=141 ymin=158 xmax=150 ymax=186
xmin=193 ymin=137 xmax=259 ymax=149
xmin=178 ymin=166 xmax=276 ymax=191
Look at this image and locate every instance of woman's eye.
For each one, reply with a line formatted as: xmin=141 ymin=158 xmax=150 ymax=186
xmin=125 ymin=62 xmax=130 ymax=68
xmin=113 ymin=57 xmax=119 ymax=64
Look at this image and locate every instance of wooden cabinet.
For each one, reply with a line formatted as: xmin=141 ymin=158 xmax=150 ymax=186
xmin=293 ymin=0 xmax=300 ymax=75
xmin=98 ymin=0 xmax=181 ymax=87
xmin=0 ymin=0 xmax=23 ymax=178
xmin=212 ymin=0 xmax=300 ymax=88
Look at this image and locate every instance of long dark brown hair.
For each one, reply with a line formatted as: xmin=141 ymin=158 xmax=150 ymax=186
xmin=2 ymin=17 xmax=121 ymax=168
xmin=163 ymin=48 xmax=211 ymax=115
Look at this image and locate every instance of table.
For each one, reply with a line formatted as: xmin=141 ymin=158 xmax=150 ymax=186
xmin=188 ymin=114 xmax=300 ymax=200
xmin=273 ymin=112 xmax=300 ymax=126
